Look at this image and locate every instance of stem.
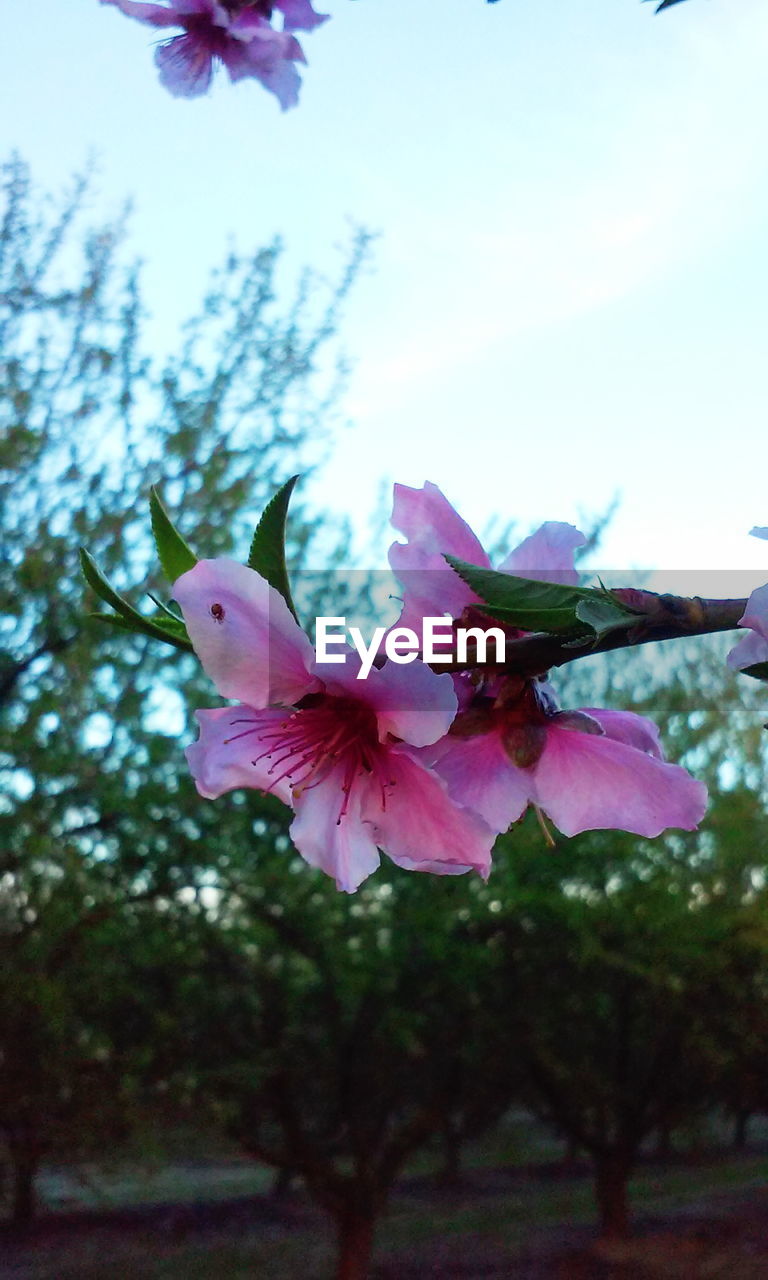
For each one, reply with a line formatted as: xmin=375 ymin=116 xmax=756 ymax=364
xmin=439 ymin=593 xmax=747 ymax=679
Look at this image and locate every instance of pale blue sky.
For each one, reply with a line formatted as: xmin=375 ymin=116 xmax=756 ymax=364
xmin=4 ymin=0 xmax=768 ymax=591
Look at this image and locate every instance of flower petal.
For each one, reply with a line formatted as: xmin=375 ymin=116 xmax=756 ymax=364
xmin=273 ymin=0 xmax=329 ymax=32
xmin=361 ymin=659 xmax=458 ymax=748
xmin=578 ymin=707 xmax=664 ymax=759
xmin=727 ymin=630 xmax=768 ymax=671
xmin=389 ymin=482 xmax=489 ymax=630
xmin=427 ymin=730 xmax=531 ymax=833
xmin=226 ymin=28 xmax=304 ymax=108
xmin=155 ymin=32 xmax=215 ymax=95
xmin=367 ymin=748 xmax=496 ymax=878
xmin=390 ymin=481 xmax=490 ymax=568
xmin=289 ymin=766 xmax=381 ymax=893
xmin=173 ymin=559 xmax=319 ymax=707
xmin=531 ymin=726 xmax=707 ymax=838
xmin=101 ymin=0 xmax=188 ymax=27
xmin=186 ymin=706 xmax=294 ymax=804
xmin=497 ymin=521 xmax=586 ymax=585
xmin=727 ymin=583 xmax=768 ymax=669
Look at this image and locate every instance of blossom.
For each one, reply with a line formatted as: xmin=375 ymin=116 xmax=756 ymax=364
xmin=390 ymin=482 xmax=707 ymax=840
xmin=389 ymin=480 xmax=587 ymax=634
xmin=727 ymin=527 xmax=768 ymax=671
xmin=420 ymin=684 xmax=708 ymax=839
xmin=172 ymin=558 xmax=495 ymax=892
xmin=101 ymin=0 xmax=328 ymax=108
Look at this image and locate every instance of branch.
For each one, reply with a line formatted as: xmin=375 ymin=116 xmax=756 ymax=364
xmin=0 ymin=632 xmax=77 ymax=710
xmin=442 ymin=592 xmax=747 ymax=679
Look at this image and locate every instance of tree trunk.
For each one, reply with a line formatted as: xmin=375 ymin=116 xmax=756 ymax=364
xmin=335 ymin=1207 xmax=376 ymax=1280
xmin=593 ymin=1149 xmax=632 ymax=1240
xmin=438 ymin=1121 xmax=463 ymax=1187
xmin=10 ymin=1153 xmax=38 ymax=1229
xmin=733 ymin=1109 xmax=750 ymax=1150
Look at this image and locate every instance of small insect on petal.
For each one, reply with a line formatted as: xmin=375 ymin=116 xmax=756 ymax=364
xmin=210 ymin=602 xmax=225 ymax=623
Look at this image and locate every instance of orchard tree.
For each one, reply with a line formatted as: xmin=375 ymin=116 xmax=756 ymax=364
xmin=0 ymin=152 xmax=368 ymax=1216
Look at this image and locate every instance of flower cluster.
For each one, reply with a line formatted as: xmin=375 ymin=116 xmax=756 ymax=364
xmin=173 ymin=483 xmax=708 ymax=892
xmin=101 ymin=0 xmax=328 ymax=109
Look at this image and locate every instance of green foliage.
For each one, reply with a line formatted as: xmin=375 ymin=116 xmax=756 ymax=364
xmin=149 ymin=486 xmax=198 ymax=584
xmin=80 ymin=547 xmax=193 ymax=652
xmin=0 ymin=152 xmax=368 ymax=1219
xmin=443 ymin=556 xmax=637 ymax=638
xmin=247 ymin=474 xmax=300 ymax=621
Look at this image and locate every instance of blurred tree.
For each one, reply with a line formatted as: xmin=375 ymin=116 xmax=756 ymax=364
xmin=483 ymin=640 xmax=768 ymax=1240
xmin=0 ymin=151 xmax=368 ymax=1220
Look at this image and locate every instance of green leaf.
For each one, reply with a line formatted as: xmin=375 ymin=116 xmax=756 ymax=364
xmin=88 ymin=613 xmax=193 ymax=653
xmin=574 ymin=598 xmax=637 ymax=640
xmin=247 ymin=475 xmax=299 ymax=621
xmin=481 ymin=604 xmax=585 ymax=635
xmin=80 ymin=549 xmax=193 ymax=652
xmin=741 ymin=662 xmax=768 ymax=684
xmin=444 ymin=558 xmax=637 ymax=639
xmin=149 ymin=486 xmax=197 ymax=583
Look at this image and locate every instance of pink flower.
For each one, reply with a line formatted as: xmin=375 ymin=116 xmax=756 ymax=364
xmin=172 ymin=558 xmax=495 ymax=892
xmin=728 ymin=527 xmax=768 ymax=670
xmin=389 ymin=481 xmax=587 ymax=634
xmin=101 ymin=0 xmax=328 ymax=108
xmin=422 ymin=685 xmax=707 ymax=839
xmin=390 ymin=482 xmax=707 ymax=840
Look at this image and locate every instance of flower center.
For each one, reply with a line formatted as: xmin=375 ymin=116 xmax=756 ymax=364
xmin=225 ymin=695 xmax=393 ymax=824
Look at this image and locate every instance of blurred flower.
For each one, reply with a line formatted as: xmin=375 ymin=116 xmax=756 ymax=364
xmin=173 ymin=558 xmax=495 ymax=892
xmin=727 ymin=527 xmax=768 ymax=671
xmin=101 ymin=0 xmax=328 ymax=109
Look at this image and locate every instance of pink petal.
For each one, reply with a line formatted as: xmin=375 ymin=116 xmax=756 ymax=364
xmin=173 ymin=559 xmax=319 ymax=707
xmin=314 ymin=654 xmax=457 ymax=749
xmin=226 ymin=29 xmax=304 ymax=108
xmin=273 ymin=0 xmax=329 ymax=31
xmin=155 ymin=33 xmax=215 ymax=95
xmin=367 ymin=748 xmax=495 ymax=878
xmin=739 ymin=582 xmax=768 ymax=642
xmin=185 ymin=706 xmax=294 ymax=804
xmin=101 ymin=0 xmax=188 ymax=27
xmin=727 ymin=583 xmax=768 ymax=669
xmin=531 ymin=726 xmax=707 ymax=838
xmin=388 ymin=481 xmax=490 ymax=629
xmin=578 ymin=707 xmax=664 ymax=759
xmin=289 ymin=766 xmax=381 ymax=893
xmin=427 ymin=730 xmax=531 ymax=833
xmin=727 ymin=630 xmax=768 ymax=671
xmin=497 ymin=522 xmax=586 ymax=585
xmin=390 ymin=482 xmax=490 ymax=568
xmin=359 ymin=659 xmax=458 ymax=748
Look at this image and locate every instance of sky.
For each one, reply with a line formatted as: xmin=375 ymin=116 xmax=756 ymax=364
xmin=4 ymin=0 xmax=768 ymax=593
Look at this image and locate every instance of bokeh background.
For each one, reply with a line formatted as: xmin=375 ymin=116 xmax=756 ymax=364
xmin=4 ymin=3 xmax=768 ymax=1278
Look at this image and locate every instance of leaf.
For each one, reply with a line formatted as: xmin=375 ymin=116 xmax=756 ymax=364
xmin=149 ymin=486 xmax=197 ymax=583
xmin=444 ymin=558 xmax=596 ymax=612
xmin=444 ymin=558 xmax=636 ymax=639
xmin=247 ymin=475 xmax=299 ymax=621
xmin=80 ymin=549 xmax=193 ymax=652
xmin=88 ymin=613 xmax=193 ymax=653
xmin=480 ymin=605 xmax=586 ymax=635
xmin=741 ymin=662 xmax=768 ymax=684
xmin=574 ymin=598 xmax=637 ymax=640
